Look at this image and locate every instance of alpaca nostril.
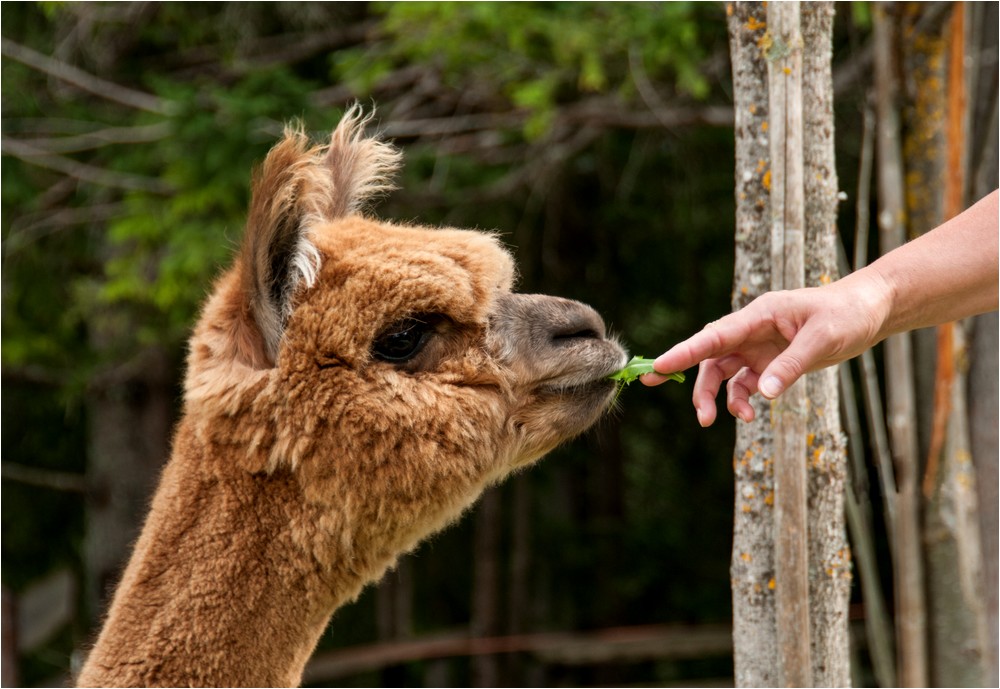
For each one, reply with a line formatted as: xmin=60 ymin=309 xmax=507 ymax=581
xmin=549 ymin=303 xmax=607 ymax=343
xmin=552 ymin=327 xmax=601 ymax=342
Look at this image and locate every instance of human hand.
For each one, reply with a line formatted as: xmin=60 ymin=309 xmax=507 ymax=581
xmin=641 ymin=274 xmax=891 ymax=426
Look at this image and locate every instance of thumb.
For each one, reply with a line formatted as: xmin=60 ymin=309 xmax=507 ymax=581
xmin=757 ymin=334 xmax=825 ymax=399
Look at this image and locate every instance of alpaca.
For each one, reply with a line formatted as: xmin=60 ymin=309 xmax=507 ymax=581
xmin=78 ymin=107 xmax=627 ymax=687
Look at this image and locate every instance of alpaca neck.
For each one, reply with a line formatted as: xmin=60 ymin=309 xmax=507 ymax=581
xmin=78 ymin=434 xmax=348 ymax=687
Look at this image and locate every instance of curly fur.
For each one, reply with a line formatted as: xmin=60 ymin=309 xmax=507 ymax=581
xmin=78 ymin=108 xmax=626 ymax=687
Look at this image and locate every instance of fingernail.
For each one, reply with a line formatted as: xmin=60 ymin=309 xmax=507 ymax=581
xmin=760 ymin=376 xmax=784 ymax=399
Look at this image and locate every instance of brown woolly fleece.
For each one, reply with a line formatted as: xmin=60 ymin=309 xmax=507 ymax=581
xmin=77 ymin=106 xmax=627 ymax=688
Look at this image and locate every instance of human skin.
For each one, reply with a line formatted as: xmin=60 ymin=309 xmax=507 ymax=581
xmin=644 ymin=188 xmax=999 ymax=427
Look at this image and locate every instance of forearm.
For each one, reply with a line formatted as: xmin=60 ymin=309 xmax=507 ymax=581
xmin=860 ymin=189 xmax=998 ymax=340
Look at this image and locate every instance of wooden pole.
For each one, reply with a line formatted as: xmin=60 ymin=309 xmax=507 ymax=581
xmin=765 ymin=3 xmax=812 ymax=686
xmin=725 ymin=3 xmax=779 ymax=683
xmin=873 ymin=3 xmax=928 ymax=685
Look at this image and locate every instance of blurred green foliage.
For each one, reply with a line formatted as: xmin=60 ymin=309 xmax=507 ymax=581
xmin=337 ymin=2 xmax=713 ymax=139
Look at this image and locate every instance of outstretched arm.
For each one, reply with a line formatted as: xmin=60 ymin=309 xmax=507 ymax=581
xmin=645 ymin=188 xmax=998 ymax=427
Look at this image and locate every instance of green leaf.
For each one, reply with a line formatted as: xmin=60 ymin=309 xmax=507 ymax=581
xmin=608 ymin=355 xmax=685 ymax=385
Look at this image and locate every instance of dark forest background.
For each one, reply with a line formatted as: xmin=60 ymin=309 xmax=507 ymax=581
xmin=2 ymin=2 xmax=996 ymax=687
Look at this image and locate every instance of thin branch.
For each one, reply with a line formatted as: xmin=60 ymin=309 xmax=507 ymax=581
xmin=312 ymin=65 xmax=426 ymax=108
xmin=13 ymin=122 xmax=170 ymax=155
xmin=4 ymin=203 xmax=127 ymax=256
xmin=1 ymin=463 xmax=87 ymax=493
xmin=853 ymin=100 xmax=875 ymax=270
xmin=560 ymin=95 xmax=733 ymax=129
xmin=628 ymin=44 xmax=684 ymax=130
xmin=2 ymin=138 xmax=172 ymax=194
xmin=0 ymin=364 xmax=65 ymax=387
xmin=305 ymin=624 xmax=733 ymax=682
xmin=0 ymin=38 xmax=174 ymax=115
xmin=381 ymin=112 xmax=527 ymax=139
xmin=848 ymin=98 xmax=898 ymax=533
xmin=236 ymin=23 xmax=375 ymax=71
xmin=874 ymin=4 xmax=928 ymax=684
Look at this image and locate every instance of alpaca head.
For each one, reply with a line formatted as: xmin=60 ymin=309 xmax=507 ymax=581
xmin=183 ymin=107 xmax=626 ymax=585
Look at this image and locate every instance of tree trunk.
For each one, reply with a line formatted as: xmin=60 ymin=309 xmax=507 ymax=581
xmin=727 ymin=4 xmax=847 ymax=685
xmin=899 ymin=1 xmax=947 ymax=466
xmin=765 ymin=4 xmax=812 ymax=686
xmin=375 ymin=558 xmax=413 ymax=685
xmin=84 ymin=339 xmax=172 ymax=621
xmin=968 ymin=307 xmax=999 ymax=687
xmin=471 ymin=486 xmax=502 ymax=687
xmin=966 ymin=5 xmax=1000 ymax=680
xmin=966 ymin=3 xmax=1000 ymax=682
xmin=800 ymin=4 xmax=851 ymax=686
xmin=922 ymin=7 xmax=990 ymax=683
xmin=873 ymin=4 xmax=928 ymax=685
xmin=726 ymin=3 xmax=778 ymax=684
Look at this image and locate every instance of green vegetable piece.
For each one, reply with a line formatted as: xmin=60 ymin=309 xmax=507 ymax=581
xmin=608 ymin=356 xmax=685 ymax=385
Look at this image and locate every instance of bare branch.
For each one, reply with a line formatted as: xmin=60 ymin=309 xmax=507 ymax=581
xmin=563 ymin=98 xmax=733 ymax=130
xmin=380 ymin=99 xmax=732 ymax=144
xmin=1 ymin=463 xmax=87 ymax=493
xmin=628 ymin=44 xmax=683 ymax=129
xmin=305 ymin=624 xmax=733 ymax=683
xmin=2 ymin=138 xmax=172 ymax=194
xmin=1 ymin=38 xmax=174 ymax=115
xmin=13 ymin=122 xmax=170 ymax=155
xmin=4 ymin=203 xmax=127 ymax=256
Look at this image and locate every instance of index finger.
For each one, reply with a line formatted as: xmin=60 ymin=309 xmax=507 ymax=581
xmin=652 ymin=313 xmax=754 ymax=375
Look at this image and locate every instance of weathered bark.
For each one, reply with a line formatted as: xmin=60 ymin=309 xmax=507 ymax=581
xmin=727 ymin=4 xmax=847 ymax=685
xmin=766 ymin=4 xmax=812 ymax=686
xmin=968 ymin=307 xmax=999 ymax=687
xmin=726 ymin=3 xmax=777 ymax=684
xmin=900 ymin=2 xmax=947 ymax=465
xmin=874 ymin=4 xmax=928 ymax=686
xmin=966 ymin=7 xmax=1000 ymax=680
xmin=924 ymin=323 xmax=988 ymax=687
xmin=800 ymin=4 xmax=851 ymax=686
xmin=922 ymin=7 xmax=990 ymax=684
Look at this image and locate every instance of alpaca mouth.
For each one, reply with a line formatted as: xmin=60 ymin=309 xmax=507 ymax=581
xmin=535 ymin=348 xmax=629 ymax=397
xmin=537 ymin=376 xmax=619 ymax=397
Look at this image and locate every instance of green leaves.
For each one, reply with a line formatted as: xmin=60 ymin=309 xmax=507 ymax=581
xmin=339 ymin=2 xmax=714 ymax=139
xmin=609 ymin=355 xmax=686 ymax=386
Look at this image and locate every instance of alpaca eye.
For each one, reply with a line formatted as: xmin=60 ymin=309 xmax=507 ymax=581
xmin=372 ymin=317 xmax=433 ymax=362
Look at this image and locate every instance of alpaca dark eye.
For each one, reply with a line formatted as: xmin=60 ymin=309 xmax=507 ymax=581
xmin=373 ymin=318 xmax=433 ymax=362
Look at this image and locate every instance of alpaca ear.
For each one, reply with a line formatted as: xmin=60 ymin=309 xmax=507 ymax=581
xmin=238 ymin=106 xmax=402 ymax=364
